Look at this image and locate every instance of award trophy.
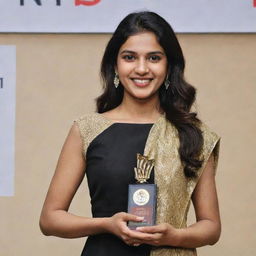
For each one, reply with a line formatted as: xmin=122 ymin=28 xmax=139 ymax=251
xmin=127 ymin=153 xmax=157 ymax=229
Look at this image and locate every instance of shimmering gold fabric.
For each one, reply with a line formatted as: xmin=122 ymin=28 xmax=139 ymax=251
xmin=75 ymin=113 xmax=220 ymax=256
xmin=145 ymin=115 xmax=220 ymax=256
xmin=75 ymin=113 xmax=113 ymax=156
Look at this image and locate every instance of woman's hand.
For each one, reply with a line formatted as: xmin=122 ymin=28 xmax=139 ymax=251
xmin=105 ymin=214 xmax=179 ymax=247
xmin=135 ymin=223 xmax=180 ymax=247
xmin=104 ymin=212 xmax=145 ymax=246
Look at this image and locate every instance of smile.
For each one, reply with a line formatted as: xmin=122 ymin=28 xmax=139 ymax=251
xmin=131 ymin=78 xmax=153 ymax=87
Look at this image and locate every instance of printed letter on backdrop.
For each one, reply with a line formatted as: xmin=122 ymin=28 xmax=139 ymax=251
xmin=0 ymin=46 xmax=16 ymax=196
xmin=20 ymin=0 xmax=42 ymax=5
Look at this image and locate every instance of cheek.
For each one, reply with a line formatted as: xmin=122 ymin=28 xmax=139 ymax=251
xmin=150 ymin=61 xmax=168 ymax=76
xmin=117 ymin=61 xmax=133 ymax=76
xmin=154 ymin=66 xmax=168 ymax=79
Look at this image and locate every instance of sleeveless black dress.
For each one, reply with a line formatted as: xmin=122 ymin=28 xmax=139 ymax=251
xmin=81 ymin=123 xmax=154 ymax=256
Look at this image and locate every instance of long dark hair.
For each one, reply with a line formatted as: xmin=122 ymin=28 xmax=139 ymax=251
xmin=96 ymin=11 xmax=203 ymax=177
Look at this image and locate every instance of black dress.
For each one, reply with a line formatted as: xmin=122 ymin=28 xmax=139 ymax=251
xmin=81 ymin=123 xmax=154 ymax=256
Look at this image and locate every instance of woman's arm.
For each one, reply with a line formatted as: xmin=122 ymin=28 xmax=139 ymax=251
xmin=39 ymin=123 xmax=107 ymax=238
xmin=131 ymin=154 xmax=221 ymax=248
xmin=39 ymin=123 xmax=143 ymax=241
xmin=174 ymin=153 xmax=221 ymax=247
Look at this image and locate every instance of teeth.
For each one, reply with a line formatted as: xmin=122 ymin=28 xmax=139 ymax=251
xmin=133 ymin=79 xmax=151 ymax=84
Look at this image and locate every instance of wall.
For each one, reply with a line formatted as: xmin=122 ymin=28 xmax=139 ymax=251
xmin=0 ymin=33 xmax=255 ymax=255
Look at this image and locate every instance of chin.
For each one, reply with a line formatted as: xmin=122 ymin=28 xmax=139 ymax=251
xmin=130 ymin=91 xmax=158 ymax=101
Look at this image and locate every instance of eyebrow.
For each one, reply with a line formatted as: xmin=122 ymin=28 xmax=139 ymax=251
xmin=120 ymin=50 xmax=165 ymax=55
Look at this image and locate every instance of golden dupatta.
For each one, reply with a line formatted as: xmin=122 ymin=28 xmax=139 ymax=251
xmin=144 ymin=115 xmax=220 ymax=256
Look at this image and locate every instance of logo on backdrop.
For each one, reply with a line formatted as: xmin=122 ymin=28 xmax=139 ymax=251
xmin=254 ymin=0 xmax=256 ymax=7
xmin=0 ymin=78 xmax=3 ymax=89
xmin=75 ymin=0 xmax=101 ymax=6
xmin=20 ymin=0 xmax=101 ymax=6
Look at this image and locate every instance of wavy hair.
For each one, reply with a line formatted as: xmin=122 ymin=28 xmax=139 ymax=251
xmin=96 ymin=11 xmax=203 ymax=177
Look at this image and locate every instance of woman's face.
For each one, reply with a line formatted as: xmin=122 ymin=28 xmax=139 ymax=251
xmin=116 ymin=31 xmax=168 ymax=100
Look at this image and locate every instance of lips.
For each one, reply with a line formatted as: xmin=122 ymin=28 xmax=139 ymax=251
xmin=131 ymin=78 xmax=153 ymax=87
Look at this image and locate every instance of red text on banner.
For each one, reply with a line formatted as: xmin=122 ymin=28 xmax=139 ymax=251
xmin=75 ymin=0 xmax=101 ymax=6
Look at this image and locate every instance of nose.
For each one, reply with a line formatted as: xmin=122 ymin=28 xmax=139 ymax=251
xmin=134 ymin=59 xmax=149 ymax=75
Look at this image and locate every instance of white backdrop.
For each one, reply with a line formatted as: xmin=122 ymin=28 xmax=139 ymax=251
xmin=0 ymin=46 xmax=16 ymax=196
xmin=0 ymin=0 xmax=255 ymax=33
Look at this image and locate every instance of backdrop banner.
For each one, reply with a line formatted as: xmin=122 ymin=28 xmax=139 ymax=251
xmin=0 ymin=46 xmax=16 ymax=197
xmin=0 ymin=0 xmax=255 ymax=33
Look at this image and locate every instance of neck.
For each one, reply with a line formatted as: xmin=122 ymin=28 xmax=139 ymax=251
xmin=116 ymin=93 xmax=163 ymax=122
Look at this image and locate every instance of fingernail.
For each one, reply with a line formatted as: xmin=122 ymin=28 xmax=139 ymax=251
xmin=137 ymin=217 xmax=144 ymax=221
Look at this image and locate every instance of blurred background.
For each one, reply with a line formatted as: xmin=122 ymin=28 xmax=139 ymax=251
xmin=0 ymin=1 xmax=255 ymax=255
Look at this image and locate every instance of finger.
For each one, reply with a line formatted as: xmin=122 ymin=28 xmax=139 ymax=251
xmin=142 ymin=239 xmax=161 ymax=246
xmin=122 ymin=231 xmax=144 ymax=243
xmin=136 ymin=225 xmax=165 ymax=233
xmin=126 ymin=230 xmax=156 ymax=241
xmin=124 ymin=213 xmax=144 ymax=222
xmin=137 ymin=234 xmax=163 ymax=246
xmin=125 ymin=238 xmax=141 ymax=246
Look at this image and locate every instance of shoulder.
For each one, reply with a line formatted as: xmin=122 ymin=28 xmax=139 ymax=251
xmin=73 ymin=112 xmax=113 ymax=154
xmin=199 ymin=122 xmax=220 ymax=145
xmin=74 ymin=112 xmax=100 ymax=127
xmin=74 ymin=112 xmax=110 ymax=133
xmin=199 ymin=122 xmax=221 ymax=174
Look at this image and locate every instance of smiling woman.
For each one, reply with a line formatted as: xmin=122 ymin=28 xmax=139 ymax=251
xmin=40 ymin=11 xmax=221 ymax=256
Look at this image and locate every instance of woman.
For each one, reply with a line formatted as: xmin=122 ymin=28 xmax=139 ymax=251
xmin=40 ymin=11 xmax=221 ymax=256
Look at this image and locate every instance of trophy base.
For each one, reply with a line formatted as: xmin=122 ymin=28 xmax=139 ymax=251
xmin=127 ymin=184 xmax=157 ymax=230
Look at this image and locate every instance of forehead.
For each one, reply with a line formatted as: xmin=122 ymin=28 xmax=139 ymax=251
xmin=119 ymin=32 xmax=164 ymax=54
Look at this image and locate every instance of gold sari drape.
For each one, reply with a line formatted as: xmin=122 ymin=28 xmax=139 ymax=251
xmin=144 ymin=115 xmax=220 ymax=256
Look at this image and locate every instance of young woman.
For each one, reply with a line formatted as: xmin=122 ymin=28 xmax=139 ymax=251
xmin=40 ymin=11 xmax=221 ymax=256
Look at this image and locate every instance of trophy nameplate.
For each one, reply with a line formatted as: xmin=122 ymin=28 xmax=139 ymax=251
xmin=127 ymin=154 xmax=157 ymax=229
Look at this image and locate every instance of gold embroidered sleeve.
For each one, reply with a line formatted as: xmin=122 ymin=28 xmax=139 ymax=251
xmin=74 ymin=113 xmax=112 ymax=159
xmin=199 ymin=123 xmax=220 ymax=177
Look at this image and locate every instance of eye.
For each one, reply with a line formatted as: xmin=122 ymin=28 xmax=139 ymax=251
xmin=122 ymin=55 xmax=136 ymax=61
xmin=148 ymin=55 xmax=161 ymax=62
